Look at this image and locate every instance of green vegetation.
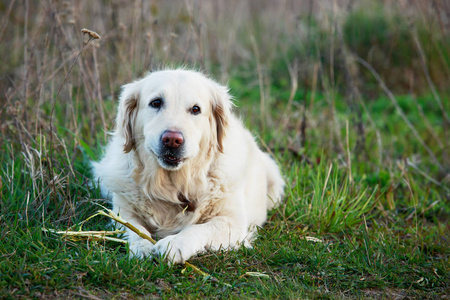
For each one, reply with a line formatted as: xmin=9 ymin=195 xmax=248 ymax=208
xmin=1 ymin=1 xmax=448 ymax=298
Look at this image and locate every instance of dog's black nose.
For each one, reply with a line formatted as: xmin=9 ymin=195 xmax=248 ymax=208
xmin=161 ymin=131 xmax=184 ymax=148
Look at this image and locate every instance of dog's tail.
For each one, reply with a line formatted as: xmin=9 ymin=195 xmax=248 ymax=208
xmin=263 ymin=153 xmax=285 ymax=210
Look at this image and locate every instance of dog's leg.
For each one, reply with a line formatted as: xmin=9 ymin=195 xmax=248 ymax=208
xmin=153 ymin=214 xmax=248 ymax=264
xmin=112 ymin=195 xmax=155 ymax=259
xmin=125 ymin=224 xmax=155 ymax=259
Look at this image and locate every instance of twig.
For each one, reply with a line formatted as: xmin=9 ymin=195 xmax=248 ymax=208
xmin=411 ymin=29 xmax=449 ymax=124
xmin=412 ymin=96 xmax=444 ymax=150
xmin=276 ymin=146 xmax=313 ymax=166
xmin=250 ymin=35 xmax=266 ymax=132
xmin=96 ymin=209 xmax=157 ymax=244
xmin=0 ymin=0 xmax=16 ymax=43
xmin=320 ymin=164 xmax=333 ymax=204
xmin=48 ymin=29 xmax=101 ymax=188
xmin=97 ymin=208 xmax=212 ymax=279
xmin=346 ymin=120 xmax=353 ymax=184
xmin=276 ymin=60 xmax=299 ymax=143
xmin=44 ymin=229 xmax=125 ymax=236
xmin=23 ymin=0 xmax=29 ymax=128
xmin=299 ymin=0 xmax=314 ymax=150
xmin=184 ymin=262 xmax=210 ymax=277
xmin=46 ymin=207 xmax=213 ymax=279
xmin=356 ymin=56 xmax=444 ymax=171
xmin=43 ymin=228 xmax=127 ymax=244
xmin=283 ymin=60 xmax=299 ymax=122
xmin=406 ymin=160 xmax=447 ymax=191
xmin=336 ymin=20 xmax=366 ymax=159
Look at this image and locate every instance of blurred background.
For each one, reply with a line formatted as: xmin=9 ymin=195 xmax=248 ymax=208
xmin=1 ymin=0 xmax=448 ymax=134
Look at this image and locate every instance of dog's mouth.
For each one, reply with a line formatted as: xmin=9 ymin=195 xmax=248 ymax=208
xmin=150 ymin=144 xmax=187 ymax=170
xmin=162 ymin=154 xmax=184 ymax=165
xmin=158 ymin=152 xmax=186 ymax=168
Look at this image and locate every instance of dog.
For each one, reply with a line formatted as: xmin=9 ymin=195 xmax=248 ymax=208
xmin=92 ymin=69 xmax=284 ymax=263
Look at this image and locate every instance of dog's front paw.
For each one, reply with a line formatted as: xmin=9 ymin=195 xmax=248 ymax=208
xmin=129 ymin=238 xmax=155 ymax=259
xmin=153 ymin=235 xmax=198 ymax=264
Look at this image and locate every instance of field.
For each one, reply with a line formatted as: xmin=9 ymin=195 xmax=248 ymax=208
xmin=0 ymin=0 xmax=449 ymax=298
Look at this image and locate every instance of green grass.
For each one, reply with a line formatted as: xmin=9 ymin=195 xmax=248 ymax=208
xmin=1 ymin=86 xmax=448 ymax=298
xmin=1 ymin=1 xmax=449 ymax=298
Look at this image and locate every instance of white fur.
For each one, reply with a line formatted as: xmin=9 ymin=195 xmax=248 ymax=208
xmin=92 ymin=69 xmax=284 ymax=263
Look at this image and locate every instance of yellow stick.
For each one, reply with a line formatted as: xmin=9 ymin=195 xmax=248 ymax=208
xmin=97 ymin=209 xmax=157 ymax=244
xmin=43 ymin=229 xmax=125 ymax=236
xmin=98 ymin=209 xmax=210 ymax=278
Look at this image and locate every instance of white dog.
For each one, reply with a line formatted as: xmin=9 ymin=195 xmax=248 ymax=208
xmin=92 ymin=69 xmax=284 ymax=263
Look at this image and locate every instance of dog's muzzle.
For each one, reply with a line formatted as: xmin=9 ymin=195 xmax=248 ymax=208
xmin=159 ymin=130 xmax=185 ymax=167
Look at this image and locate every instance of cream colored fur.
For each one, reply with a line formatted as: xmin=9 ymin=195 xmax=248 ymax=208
xmin=92 ymin=69 xmax=284 ymax=263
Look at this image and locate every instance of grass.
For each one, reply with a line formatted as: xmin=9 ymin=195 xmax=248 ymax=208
xmin=1 ymin=0 xmax=449 ymax=299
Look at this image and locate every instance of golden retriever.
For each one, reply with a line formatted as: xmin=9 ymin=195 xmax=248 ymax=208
xmin=92 ymin=69 xmax=284 ymax=263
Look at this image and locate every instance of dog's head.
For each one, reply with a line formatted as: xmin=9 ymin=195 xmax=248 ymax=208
xmin=115 ymin=70 xmax=232 ymax=171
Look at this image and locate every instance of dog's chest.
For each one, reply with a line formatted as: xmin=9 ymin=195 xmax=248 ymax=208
xmin=128 ymin=168 xmax=227 ymax=238
xmin=130 ymin=190 xmax=218 ymax=238
xmin=177 ymin=193 xmax=196 ymax=212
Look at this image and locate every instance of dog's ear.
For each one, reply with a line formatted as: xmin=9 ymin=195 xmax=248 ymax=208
xmin=116 ymin=82 xmax=140 ymax=153
xmin=122 ymin=96 xmax=138 ymax=153
xmin=211 ymin=82 xmax=233 ymax=153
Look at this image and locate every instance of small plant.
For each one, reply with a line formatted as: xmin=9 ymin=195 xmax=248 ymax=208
xmin=285 ymin=161 xmax=378 ymax=233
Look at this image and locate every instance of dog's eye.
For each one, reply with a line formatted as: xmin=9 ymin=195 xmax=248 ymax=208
xmin=149 ymin=98 xmax=163 ymax=109
xmin=191 ymin=105 xmax=201 ymax=115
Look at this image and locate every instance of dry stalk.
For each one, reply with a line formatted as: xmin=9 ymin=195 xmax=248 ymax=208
xmin=336 ymin=21 xmax=367 ymax=160
xmin=315 ymin=44 xmax=345 ymax=155
xmin=184 ymin=262 xmax=210 ymax=278
xmin=239 ymin=272 xmax=270 ymax=279
xmin=411 ymin=29 xmax=449 ymax=124
xmin=278 ymin=60 xmax=298 ymax=133
xmin=43 ymin=228 xmax=126 ymax=244
xmin=304 ymin=236 xmax=324 ymax=243
xmin=96 ymin=209 xmax=210 ymax=278
xmin=356 ymin=56 xmax=444 ymax=171
xmin=183 ymin=0 xmax=204 ymax=64
xmin=96 ymin=209 xmax=157 ymax=244
xmin=0 ymin=0 xmax=17 ymax=43
xmin=48 ymin=28 xmax=101 ymax=183
xmin=250 ymin=35 xmax=266 ymax=132
xmin=346 ymin=120 xmax=353 ymax=184
xmin=320 ymin=164 xmax=333 ymax=205
xmin=44 ymin=207 xmax=212 ymax=278
xmin=92 ymin=45 xmax=107 ymax=140
xmin=130 ymin=1 xmax=141 ymax=68
xmin=288 ymin=29 xmax=316 ymax=153
xmin=406 ymin=159 xmax=447 ymax=190
xmin=81 ymin=28 xmax=101 ymax=40
xmin=412 ymin=96 xmax=444 ymax=150
xmin=23 ymin=0 xmax=29 ymax=129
